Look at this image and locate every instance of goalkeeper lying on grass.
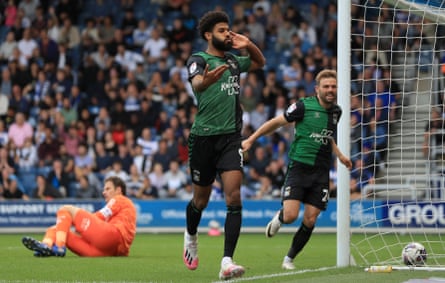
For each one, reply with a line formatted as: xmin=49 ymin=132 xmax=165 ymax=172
xmin=22 ymin=176 xmax=136 ymax=257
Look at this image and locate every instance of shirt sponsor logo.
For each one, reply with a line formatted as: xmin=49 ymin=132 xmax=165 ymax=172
xmin=221 ymin=75 xmax=240 ymax=96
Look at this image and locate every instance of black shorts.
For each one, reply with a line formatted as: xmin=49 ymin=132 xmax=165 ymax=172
xmin=188 ymin=132 xmax=243 ymax=186
xmin=282 ymin=160 xmax=330 ymax=211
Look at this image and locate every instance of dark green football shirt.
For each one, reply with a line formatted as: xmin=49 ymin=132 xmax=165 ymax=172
xmin=284 ymin=96 xmax=342 ymax=169
xmin=186 ymin=51 xmax=251 ymax=136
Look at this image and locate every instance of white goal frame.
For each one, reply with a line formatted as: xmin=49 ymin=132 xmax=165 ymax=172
xmin=337 ymin=0 xmax=445 ymax=270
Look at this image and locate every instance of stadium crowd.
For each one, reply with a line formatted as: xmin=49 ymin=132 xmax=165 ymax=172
xmin=0 ymin=0 xmax=403 ymax=201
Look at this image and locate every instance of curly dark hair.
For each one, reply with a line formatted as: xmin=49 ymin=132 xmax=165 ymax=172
xmin=198 ymin=11 xmax=230 ymax=40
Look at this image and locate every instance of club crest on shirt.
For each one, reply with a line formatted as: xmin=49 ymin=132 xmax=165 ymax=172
xmin=333 ymin=113 xmax=338 ymax=124
xmin=189 ymin=62 xmax=197 ymax=75
xmin=286 ymin=103 xmax=297 ymax=115
xmin=227 ymin=58 xmax=237 ymax=70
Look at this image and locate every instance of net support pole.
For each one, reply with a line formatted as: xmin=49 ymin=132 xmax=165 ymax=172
xmin=337 ymin=0 xmax=351 ymax=267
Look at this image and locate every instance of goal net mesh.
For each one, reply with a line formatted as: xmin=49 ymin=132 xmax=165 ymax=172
xmin=349 ymin=0 xmax=445 ymax=268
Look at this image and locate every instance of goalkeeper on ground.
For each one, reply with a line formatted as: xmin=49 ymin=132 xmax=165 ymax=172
xmin=22 ymin=176 xmax=136 ymax=257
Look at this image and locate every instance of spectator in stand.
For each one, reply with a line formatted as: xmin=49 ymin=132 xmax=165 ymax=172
xmin=59 ymin=96 xmax=78 ymax=127
xmin=168 ymin=18 xmax=194 ymax=53
xmin=76 ymin=165 xmax=102 ymax=196
xmin=363 ymin=117 xmax=388 ymax=166
xmin=132 ymin=19 xmax=152 ymax=52
xmin=303 ymin=3 xmax=325 ymax=39
xmin=275 ymin=18 xmax=297 ymax=53
xmin=82 ymin=17 xmax=101 ymax=44
xmin=126 ymin=163 xmax=144 ymax=198
xmin=59 ymin=17 xmax=80 ymax=50
xmin=120 ymin=8 xmax=138 ymax=47
xmin=105 ymin=160 xmax=129 ymax=181
xmin=38 ymin=126 xmax=61 ymax=167
xmin=74 ymin=143 xmax=94 ymax=174
xmin=51 ymin=68 xmax=72 ymax=97
xmin=131 ymin=144 xmax=149 ymax=176
xmin=94 ymin=106 xmax=112 ymax=131
xmin=0 ymin=68 xmax=13 ymax=100
xmin=143 ymin=28 xmax=168 ymax=65
xmin=367 ymin=80 xmax=398 ymax=127
xmin=163 ymin=159 xmax=187 ymax=198
xmin=298 ymin=70 xmax=316 ymax=97
xmin=38 ymin=29 xmax=59 ymax=66
xmin=245 ymin=146 xmax=271 ymax=198
xmin=57 ymin=143 xmax=75 ymax=179
xmin=1 ymin=172 xmax=30 ymax=200
xmin=113 ymin=143 xmax=133 ymax=173
xmin=246 ymin=12 xmax=265 ymax=50
xmin=136 ymin=127 xmax=158 ymax=157
xmin=350 ymin=158 xmax=375 ymax=199
xmin=9 ymin=84 xmax=31 ymax=115
xmin=136 ymin=176 xmax=158 ymax=199
xmin=90 ymin=44 xmax=110 ymax=71
xmin=74 ymin=174 xmax=98 ymax=199
xmin=46 ymin=15 xmax=60 ymax=42
xmin=47 ymin=159 xmax=72 ymax=198
xmin=114 ymin=43 xmax=144 ymax=72
xmin=0 ymin=120 xmax=9 ymax=147
xmin=240 ymin=84 xmax=258 ymax=114
xmin=32 ymin=174 xmax=64 ymax=200
xmin=177 ymin=180 xmax=193 ymax=201
xmin=31 ymin=69 xmax=51 ymax=106
xmin=282 ymin=57 xmax=303 ymax=91
xmin=93 ymin=140 xmax=112 ymax=180
xmin=148 ymin=162 xmax=166 ymax=198
xmin=111 ymin=121 xmax=126 ymax=146
xmin=0 ymin=31 xmax=18 ymax=67
xmin=8 ymin=111 xmax=33 ymax=148
xmin=18 ymin=28 xmax=38 ymax=64
xmin=63 ymin=124 xmax=83 ymax=157
xmin=98 ymin=15 xmax=116 ymax=46
xmin=422 ymin=107 xmax=445 ymax=159
xmin=162 ymin=127 xmax=179 ymax=162
xmin=297 ymin=21 xmax=317 ymax=54
xmin=15 ymin=137 xmax=38 ymax=171
xmin=3 ymin=0 xmax=17 ymax=28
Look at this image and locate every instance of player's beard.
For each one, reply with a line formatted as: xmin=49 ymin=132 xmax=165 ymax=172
xmin=212 ymin=36 xmax=232 ymax=51
xmin=318 ymin=91 xmax=336 ymax=108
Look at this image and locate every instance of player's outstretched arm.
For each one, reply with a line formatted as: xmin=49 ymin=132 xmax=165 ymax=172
xmin=330 ymin=139 xmax=352 ymax=170
xmin=242 ymin=115 xmax=288 ymax=152
xmin=191 ymin=64 xmax=229 ymax=92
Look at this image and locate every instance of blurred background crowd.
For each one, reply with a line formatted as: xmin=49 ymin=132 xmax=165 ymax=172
xmin=0 ymin=0 xmax=411 ymax=201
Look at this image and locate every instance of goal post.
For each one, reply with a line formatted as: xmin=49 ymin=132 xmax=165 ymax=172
xmin=337 ymin=0 xmax=352 ymax=268
xmin=338 ymin=0 xmax=445 ymax=270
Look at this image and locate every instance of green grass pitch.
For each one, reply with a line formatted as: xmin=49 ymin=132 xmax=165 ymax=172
xmin=1 ymin=232 xmax=444 ymax=282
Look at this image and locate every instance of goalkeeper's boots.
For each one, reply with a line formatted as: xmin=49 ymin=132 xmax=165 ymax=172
xmin=266 ymin=211 xmax=282 ymax=238
xmin=52 ymin=245 xmax=66 ymax=257
xmin=22 ymin=236 xmax=53 ymax=257
xmin=219 ymin=259 xmax=245 ymax=280
xmin=281 ymin=257 xmax=296 ymax=270
xmin=183 ymin=230 xmax=198 ymax=270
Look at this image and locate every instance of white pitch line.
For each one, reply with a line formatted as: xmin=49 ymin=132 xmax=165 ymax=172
xmin=212 ymin=266 xmax=338 ymax=283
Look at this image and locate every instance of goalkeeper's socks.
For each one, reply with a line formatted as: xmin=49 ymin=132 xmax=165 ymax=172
xmin=42 ymin=226 xmax=56 ymax=247
xmin=55 ymin=210 xmax=72 ymax=247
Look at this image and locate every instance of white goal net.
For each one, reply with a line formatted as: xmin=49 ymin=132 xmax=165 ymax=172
xmin=348 ymin=0 xmax=445 ymax=268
